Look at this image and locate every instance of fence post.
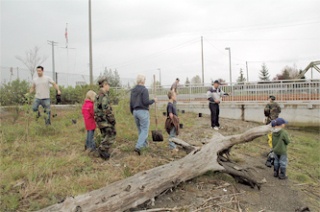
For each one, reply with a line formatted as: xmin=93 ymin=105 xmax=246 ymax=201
xmin=231 ymin=82 xmax=233 ymax=102
xmin=309 ymin=81 xmax=311 ymax=101
xmin=189 ymin=84 xmax=191 ymax=109
xmin=280 ymin=81 xmax=283 ymax=101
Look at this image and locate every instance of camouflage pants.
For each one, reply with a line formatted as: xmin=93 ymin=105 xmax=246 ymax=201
xmin=99 ymin=126 xmax=116 ymax=152
xmin=266 ymin=115 xmax=279 ymax=125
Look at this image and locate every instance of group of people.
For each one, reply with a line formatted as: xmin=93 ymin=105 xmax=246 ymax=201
xmin=82 ymin=74 xmax=181 ymax=159
xmin=29 ymin=67 xmax=290 ymax=178
xmin=205 ymin=80 xmax=290 ymax=179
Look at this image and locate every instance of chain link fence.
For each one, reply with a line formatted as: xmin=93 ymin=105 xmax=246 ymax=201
xmin=1 ymin=66 xmax=134 ymax=87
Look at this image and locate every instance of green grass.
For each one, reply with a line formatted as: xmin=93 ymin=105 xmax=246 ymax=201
xmin=0 ymin=98 xmax=196 ymax=211
xmin=287 ymin=131 xmax=320 ymax=184
xmin=1 ymin=98 xmax=318 ymax=211
xmin=235 ymin=128 xmax=320 ymax=185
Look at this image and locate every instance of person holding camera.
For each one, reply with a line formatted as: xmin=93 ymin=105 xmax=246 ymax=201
xmin=206 ymin=80 xmax=228 ymax=130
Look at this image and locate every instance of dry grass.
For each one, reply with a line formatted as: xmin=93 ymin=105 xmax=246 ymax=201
xmin=0 ymin=99 xmax=195 ymax=211
xmin=1 ymin=99 xmax=319 ymax=211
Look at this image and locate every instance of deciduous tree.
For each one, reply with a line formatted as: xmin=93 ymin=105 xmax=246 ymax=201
xmin=16 ymin=46 xmax=47 ymax=79
xmin=191 ymin=75 xmax=201 ymax=85
xmin=273 ymin=64 xmax=301 ymax=80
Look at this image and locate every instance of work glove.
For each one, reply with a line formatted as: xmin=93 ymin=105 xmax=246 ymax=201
xmin=56 ymin=94 xmax=62 ymax=104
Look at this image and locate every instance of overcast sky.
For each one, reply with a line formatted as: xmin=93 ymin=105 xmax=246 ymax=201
xmin=1 ymin=0 xmax=320 ymax=86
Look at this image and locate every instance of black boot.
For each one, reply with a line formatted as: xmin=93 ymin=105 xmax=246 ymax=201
xmin=279 ymin=167 xmax=288 ymax=180
xmin=274 ymin=165 xmax=279 ymax=177
xmin=134 ymin=148 xmax=141 ymax=156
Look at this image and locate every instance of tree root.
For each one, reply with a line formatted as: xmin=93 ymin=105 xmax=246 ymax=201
xmin=218 ymin=154 xmax=262 ymax=190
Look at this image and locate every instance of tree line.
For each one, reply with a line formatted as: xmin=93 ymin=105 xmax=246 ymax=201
xmin=14 ymin=46 xmax=308 ymax=89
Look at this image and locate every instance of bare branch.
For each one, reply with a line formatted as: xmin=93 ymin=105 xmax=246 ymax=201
xmin=15 ymin=46 xmax=47 ymax=79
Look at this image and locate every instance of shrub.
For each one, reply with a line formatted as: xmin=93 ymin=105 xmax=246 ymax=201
xmin=0 ymin=79 xmax=30 ymax=106
xmin=0 ymin=80 xmax=122 ymax=106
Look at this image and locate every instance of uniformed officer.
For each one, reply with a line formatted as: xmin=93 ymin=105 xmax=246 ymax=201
xmin=94 ymin=78 xmax=116 ymax=160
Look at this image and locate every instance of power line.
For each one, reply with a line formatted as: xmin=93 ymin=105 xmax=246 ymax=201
xmin=199 ymin=19 xmax=320 ymax=35
xmin=107 ymin=38 xmax=199 ymax=69
xmin=205 ymin=37 xmax=319 ymax=42
xmin=247 ymin=57 xmax=319 ymax=63
xmin=204 ymin=38 xmax=245 ymax=63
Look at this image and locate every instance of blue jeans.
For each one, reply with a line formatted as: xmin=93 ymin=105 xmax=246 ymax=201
xmin=274 ymin=154 xmax=287 ymax=169
xmin=169 ymin=127 xmax=177 ymax=149
xmin=32 ymin=98 xmax=51 ymax=124
xmin=86 ymin=130 xmax=96 ymax=150
xmin=173 ymin=101 xmax=179 ymax=115
xmin=133 ymin=110 xmax=150 ymax=149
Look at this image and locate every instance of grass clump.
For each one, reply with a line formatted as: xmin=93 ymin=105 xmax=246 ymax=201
xmin=0 ymin=97 xmax=196 ymax=211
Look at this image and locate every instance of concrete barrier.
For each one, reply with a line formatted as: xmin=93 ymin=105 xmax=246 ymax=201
xmin=159 ymin=101 xmax=320 ymax=127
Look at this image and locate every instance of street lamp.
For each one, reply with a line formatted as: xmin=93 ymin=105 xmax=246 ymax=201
xmin=157 ymin=68 xmax=161 ymax=85
xmin=225 ymin=47 xmax=232 ymax=85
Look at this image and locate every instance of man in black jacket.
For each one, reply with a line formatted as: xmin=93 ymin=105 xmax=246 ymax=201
xmin=130 ymin=74 xmax=157 ymax=155
xmin=206 ymin=80 xmax=228 ymax=130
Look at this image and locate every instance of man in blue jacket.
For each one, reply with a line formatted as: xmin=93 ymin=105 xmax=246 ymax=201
xmin=130 ymin=74 xmax=157 ymax=155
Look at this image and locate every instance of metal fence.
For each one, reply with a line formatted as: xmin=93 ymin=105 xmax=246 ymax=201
xmin=0 ymin=66 xmax=135 ymax=87
xmin=1 ymin=66 xmax=319 ymax=103
xmin=148 ymin=80 xmax=320 ymax=102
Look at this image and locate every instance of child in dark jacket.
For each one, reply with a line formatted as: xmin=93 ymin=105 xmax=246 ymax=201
xmin=82 ymin=90 xmax=97 ymax=151
xmin=166 ymin=91 xmax=179 ymax=152
xmin=271 ymin=118 xmax=290 ymax=179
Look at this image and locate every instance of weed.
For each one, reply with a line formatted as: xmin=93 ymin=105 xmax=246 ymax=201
xmin=123 ymin=165 xmax=132 ymax=178
xmin=0 ymin=98 xmax=319 ymax=211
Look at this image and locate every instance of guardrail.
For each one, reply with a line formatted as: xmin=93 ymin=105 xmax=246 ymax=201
xmin=147 ymin=80 xmax=320 ymax=102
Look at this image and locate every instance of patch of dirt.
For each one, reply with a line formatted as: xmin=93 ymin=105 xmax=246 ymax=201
xmin=135 ymin=115 xmax=317 ymax=212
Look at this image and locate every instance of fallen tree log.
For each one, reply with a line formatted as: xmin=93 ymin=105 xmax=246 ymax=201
xmin=38 ymin=125 xmax=271 ymax=212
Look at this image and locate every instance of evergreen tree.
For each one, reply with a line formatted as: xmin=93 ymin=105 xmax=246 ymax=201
xmin=99 ymin=68 xmax=121 ymax=87
xmin=298 ymin=70 xmax=306 ymax=79
xmin=185 ymin=77 xmax=190 ymax=87
xmin=259 ymin=63 xmax=270 ymax=81
xmin=237 ymin=68 xmax=246 ymax=83
xmin=282 ymin=69 xmax=290 ymax=79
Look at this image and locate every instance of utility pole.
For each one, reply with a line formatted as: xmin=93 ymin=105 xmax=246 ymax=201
xmin=55 ymin=72 xmax=58 ymax=84
xmin=157 ymin=68 xmax=161 ymax=85
xmin=17 ymin=67 xmax=19 ymax=79
xmin=88 ymin=0 xmax=93 ymax=85
xmin=47 ymin=40 xmax=58 ymax=82
xmin=10 ymin=67 xmax=13 ymax=81
xmin=225 ymin=47 xmax=232 ymax=85
xmin=201 ymin=36 xmax=204 ymax=85
xmin=246 ymin=61 xmax=249 ymax=82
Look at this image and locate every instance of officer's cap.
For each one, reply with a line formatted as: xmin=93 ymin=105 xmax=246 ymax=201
xmin=98 ymin=77 xmax=109 ymax=87
xmin=269 ymin=95 xmax=276 ymax=100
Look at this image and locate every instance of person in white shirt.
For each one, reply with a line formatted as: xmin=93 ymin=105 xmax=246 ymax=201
xmin=206 ymin=80 xmax=228 ymax=130
xmin=29 ymin=66 xmax=61 ymax=125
